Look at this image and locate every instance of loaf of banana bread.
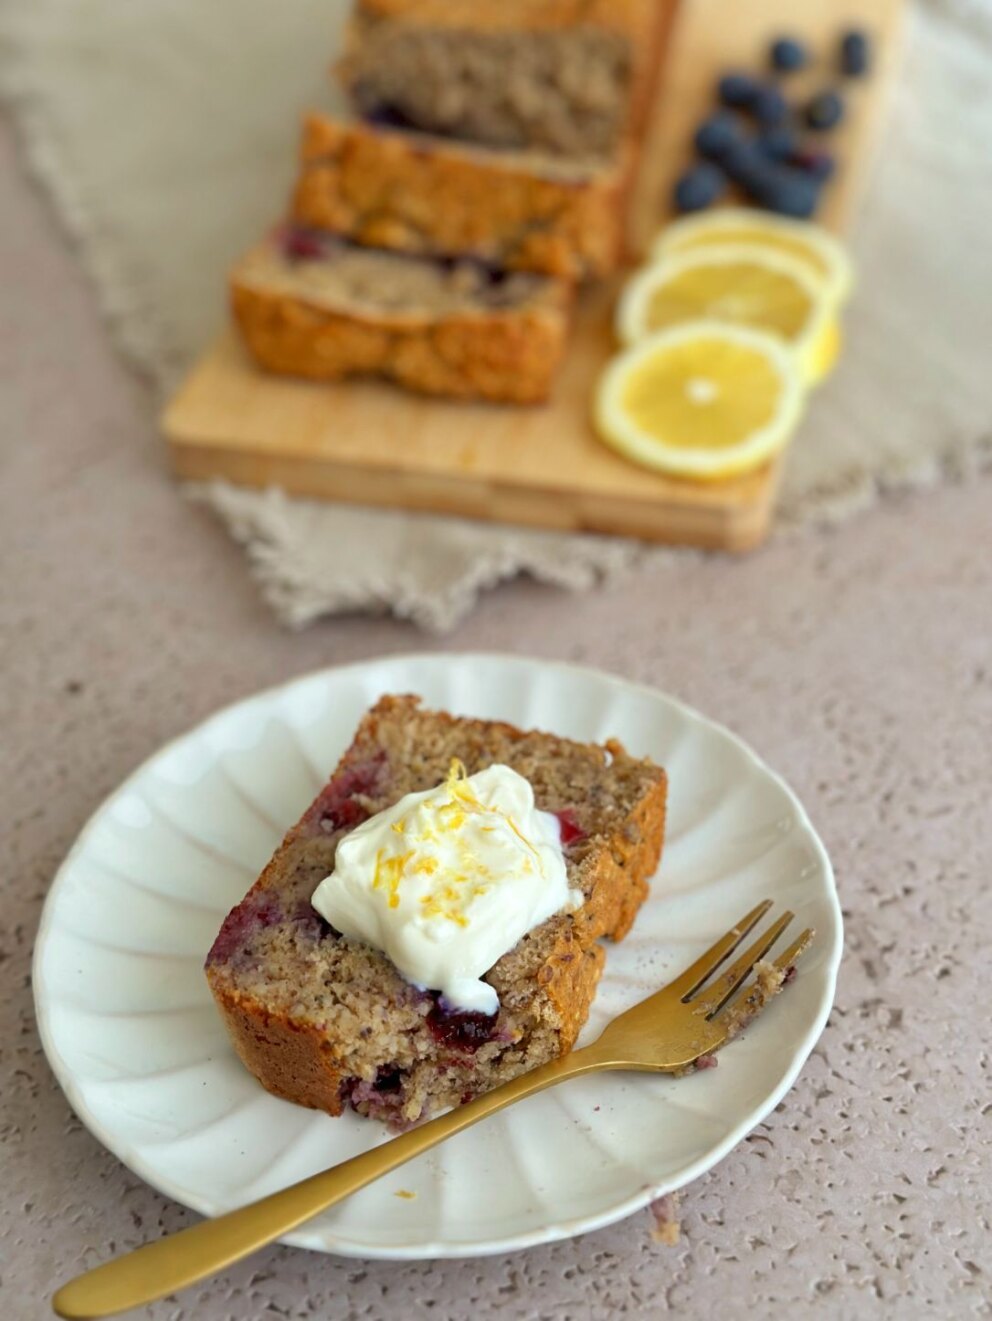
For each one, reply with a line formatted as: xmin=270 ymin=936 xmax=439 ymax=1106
xmin=205 ymin=695 xmax=667 ymax=1128
xmin=339 ymin=0 xmax=669 ymax=158
xmin=292 ymin=113 xmax=631 ymax=280
xmin=231 ymin=229 xmax=574 ymax=403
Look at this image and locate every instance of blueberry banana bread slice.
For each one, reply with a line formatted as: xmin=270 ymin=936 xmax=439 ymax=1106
xmin=231 ymin=230 xmax=573 ymax=403
xmin=292 ymin=113 xmax=631 ymax=280
xmin=205 ymin=695 xmax=667 ymax=1128
xmin=339 ymin=0 xmax=670 ymax=158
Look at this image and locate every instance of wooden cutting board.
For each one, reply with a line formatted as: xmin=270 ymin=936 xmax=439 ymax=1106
xmin=164 ymin=0 xmax=905 ymax=551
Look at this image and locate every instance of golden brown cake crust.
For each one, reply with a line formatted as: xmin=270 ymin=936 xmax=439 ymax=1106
xmin=216 ymin=988 xmax=349 ymax=1113
xmin=230 ymin=241 xmax=573 ymax=404
xmin=206 ymin=695 xmax=666 ymax=1123
xmin=293 ymin=115 xmax=629 ymax=280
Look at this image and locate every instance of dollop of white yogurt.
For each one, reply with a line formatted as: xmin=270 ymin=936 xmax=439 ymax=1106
xmin=311 ymin=761 xmax=580 ymax=1014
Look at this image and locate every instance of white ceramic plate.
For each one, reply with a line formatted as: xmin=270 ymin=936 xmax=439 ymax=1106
xmin=34 ymin=653 xmax=841 ymax=1259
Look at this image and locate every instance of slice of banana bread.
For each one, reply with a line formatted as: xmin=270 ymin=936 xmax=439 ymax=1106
xmin=231 ymin=230 xmax=573 ymax=403
xmin=339 ymin=0 xmax=667 ymax=158
xmin=205 ymin=695 xmax=667 ymax=1128
xmin=292 ymin=113 xmax=631 ymax=280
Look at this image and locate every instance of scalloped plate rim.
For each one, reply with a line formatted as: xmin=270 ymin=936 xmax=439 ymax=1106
xmin=33 ymin=652 xmax=842 ymax=1260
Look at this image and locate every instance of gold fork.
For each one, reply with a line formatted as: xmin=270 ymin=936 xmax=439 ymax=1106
xmin=53 ymin=900 xmax=812 ymax=1319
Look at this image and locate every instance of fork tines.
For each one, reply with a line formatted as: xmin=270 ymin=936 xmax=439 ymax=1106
xmin=671 ymin=900 xmax=814 ymax=1027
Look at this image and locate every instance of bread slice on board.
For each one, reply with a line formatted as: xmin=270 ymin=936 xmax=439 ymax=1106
xmin=292 ymin=113 xmax=632 ymax=280
xmin=339 ymin=0 xmax=671 ymax=156
xmin=230 ymin=234 xmax=574 ymax=404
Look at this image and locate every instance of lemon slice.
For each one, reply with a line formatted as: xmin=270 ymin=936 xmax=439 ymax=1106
xmin=616 ymin=244 xmax=836 ymax=387
xmin=651 ymin=208 xmax=854 ymax=308
xmin=595 ymin=321 xmax=804 ymax=481
xmin=808 ymin=314 xmax=842 ymax=383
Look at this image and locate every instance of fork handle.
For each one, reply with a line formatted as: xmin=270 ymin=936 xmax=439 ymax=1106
xmin=52 ymin=1045 xmax=611 ymax=1319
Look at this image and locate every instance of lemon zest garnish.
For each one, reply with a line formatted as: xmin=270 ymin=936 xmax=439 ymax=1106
xmin=501 ymin=811 xmax=545 ymax=871
xmin=442 ymin=758 xmax=546 ymax=878
xmin=372 ymin=848 xmax=412 ymax=910
xmin=371 ymin=759 xmax=546 ymax=927
xmin=420 ymin=882 xmax=470 ymax=927
xmin=437 ymin=802 xmax=467 ymax=830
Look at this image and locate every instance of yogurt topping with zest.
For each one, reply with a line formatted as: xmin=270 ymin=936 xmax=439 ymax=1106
xmin=311 ymin=760 xmax=580 ymax=1014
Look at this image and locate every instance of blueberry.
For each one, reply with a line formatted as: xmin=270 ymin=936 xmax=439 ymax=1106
xmin=751 ymin=83 xmax=789 ymax=127
xmin=673 ymin=163 xmax=727 ymax=212
xmin=840 ymin=29 xmax=871 ymax=76
xmin=757 ymin=125 xmax=797 ymax=161
xmin=694 ymin=112 xmax=744 ymax=160
xmin=770 ymin=36 xmax=808 ymax=72
xmin=746 ymin=165 xmax=821 ymax=219
xmin=805 ymin=89 xmax=845 ymax=131
xmin=362 ymin=102 xmax=415 ymax=130
xmin=718 ymin=72 xmax=760 ymax=109
xmin=721 ymin=139 xmax=775 ymax=187
xmin=790 ymin=148 xmax=836 ymax=181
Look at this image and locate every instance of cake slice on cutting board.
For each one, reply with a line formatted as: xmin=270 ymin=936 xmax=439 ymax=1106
xmin=231 ymin=232 xmax=573 ymax=404
xmin=291 ymin=112 xmax=633 ymax=281
xmin=338 ymin=0 xmax=670 ymax=156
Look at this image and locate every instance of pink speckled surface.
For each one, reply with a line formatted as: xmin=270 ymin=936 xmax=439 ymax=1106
xmin=2 ymin=113 xmax=991 ymax=1319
